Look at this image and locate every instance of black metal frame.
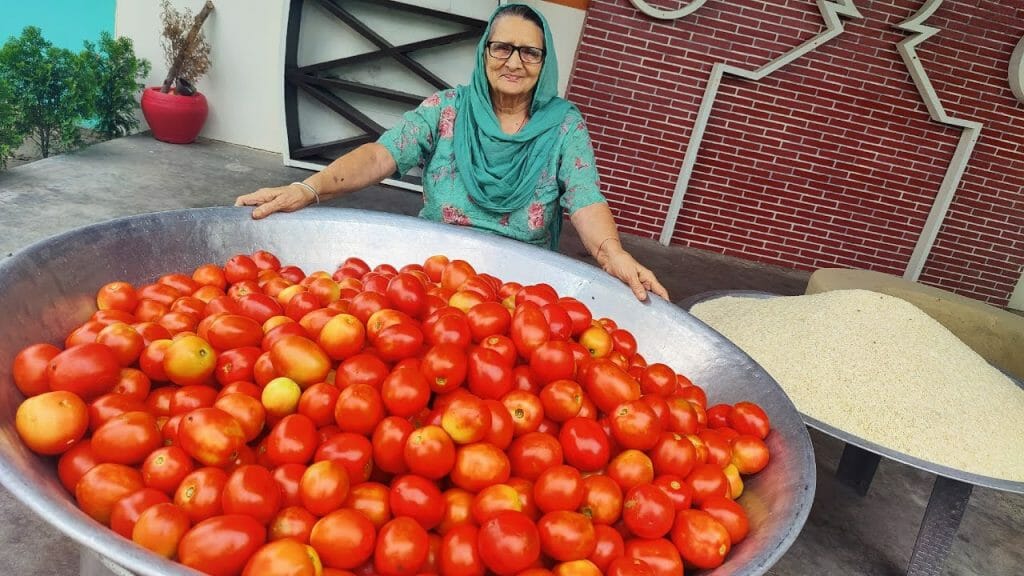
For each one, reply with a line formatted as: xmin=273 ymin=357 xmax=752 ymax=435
xmin=284 ymin=0 xmax=487 ymax=167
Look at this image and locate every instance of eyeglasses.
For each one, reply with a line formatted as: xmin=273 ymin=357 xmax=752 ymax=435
xmin=486 ymin=41 xmax=545 ymax=64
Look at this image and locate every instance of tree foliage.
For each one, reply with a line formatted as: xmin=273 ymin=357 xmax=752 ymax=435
xmin=0 ymin=27 xmax=93 ymax=159
xmin=0 ymin=74 xmax=22 ymax=169
xmin=83 ymin=32 xmax=151 ymax=139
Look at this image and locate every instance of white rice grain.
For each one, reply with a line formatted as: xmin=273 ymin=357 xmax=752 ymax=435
xmin=691 ymin=289 xmax=1024 ymax=482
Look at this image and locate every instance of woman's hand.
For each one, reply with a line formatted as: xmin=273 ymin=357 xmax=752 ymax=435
xmin=235 ymin=183 xmax=316 ymax=220
xmin=599 ymin=242 xmax=669 ymax=302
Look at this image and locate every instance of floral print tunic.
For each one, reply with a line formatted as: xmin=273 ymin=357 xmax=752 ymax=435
xmin=377 ymin=89 xmax=606 ymax=248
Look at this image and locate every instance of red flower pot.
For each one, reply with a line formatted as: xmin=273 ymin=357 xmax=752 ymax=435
xmin=141 ymin=87 xmax=209 ymax=144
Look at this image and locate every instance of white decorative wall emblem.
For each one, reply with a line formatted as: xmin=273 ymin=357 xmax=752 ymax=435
xmin=1011 ymin=34 xmax=1024 ymax=103
xmin=628 ymin=0 xmax=707 ymax=20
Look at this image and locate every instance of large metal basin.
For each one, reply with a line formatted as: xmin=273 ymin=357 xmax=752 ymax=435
xmin=0 ymin=207 xmax=815 ymax=575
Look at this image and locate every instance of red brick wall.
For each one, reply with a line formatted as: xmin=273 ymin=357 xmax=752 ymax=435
xmin=567 ymin=0 xmax=1024 ymax=306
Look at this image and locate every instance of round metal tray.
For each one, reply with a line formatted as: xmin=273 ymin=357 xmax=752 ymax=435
xmin=0 ymin=208 xmax=817 ymax=575
xmin=680 ymin=289 xmax=1024 ymax=494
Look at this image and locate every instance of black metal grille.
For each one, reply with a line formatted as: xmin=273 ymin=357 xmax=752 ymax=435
xmin=284 ymin=0 xmax=487 ymax=172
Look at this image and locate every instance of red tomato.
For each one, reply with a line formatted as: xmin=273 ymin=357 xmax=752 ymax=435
xmin=440 ymin=524 xmax=485 ymax=576
xmin=510 ymin=302 xmax=551 ymax=359
xmin=533 ymin=465 xmax=584 ymax=513
xmin=142 ymin=445 xmax=195 ymax=495
xmin=606 ymin=449 xmax=655 ymax=493
xmin=178 ymin=514 xmax=267 ymax=576
xmin=266 ymin=413 xmax=319 ymax=466
xmin=371 ymin=416 xmax=413 ymax=475
xmin=91 ymin=410 xmax=162 ymax=465
xmin=334 ymin=383 xmax=385 ymax=435
xmin=439 ymin=487 xmax=476 ymax=533
xmin=649 ymin=432 xmax=697 ymax=479
xmin=109 ymin=487 xmax=170 ymax=538
xmin=315 ymin=432 xmax=374 ymax=483
xmin=243 ymin=538 xmax=320 ymax=576
xmin=310 ymin=508 xmax=376 ymax=570
xmin=131 ymin=501 xmax=191 ymax=559
xmin=622 ymin=483 xmax=675 ymax=539
xmin=583 ymin=360 xmax=641 ymax=415
xmin=214 ymin=392 xmax=266 ymax=442
xmin=112 ymin=367 xmax=152 ymax=399
xmin=483 ymin=398 xmax=515 ymax=450
xmin=516 ymin=284 xmax=559 ymax=308
xmin=450 ymin=442 xmax=511 ymax=492
xmin=343 ymin=482 xmax=392 ymax=529
xmin=540 ymin=303 xmax=573 ymax=341
xmin=205 ymin=314 xmax=263 ymax=351
xmin=623 ymin=538 xmax=683 ymax=576
xmin=559 ymin=417 xmax=611 ymax=473
xmin=539 ymin=380 xmax=583 ymax=423
xmin=221 ymin=464 xmax=282 ymax=524
xmin=13 ymin=343 xmax=61 ymax=397
xmin=530 ymin=341 xmax=576 ymax=385
xmin=729 ymin=401 xmax=771 ymax=439
xmin=589 ymin=523 xmax=625 ymax=572
xmin=47 ymin=342 xmax=121 ymax=400
xmin=57 ymin=439 xmax=100 ymax=493
xmin=296 ymin=382 xmax=340 ymax=427
xmin=404 ymin=425 xmax=456 ymax=480
xmin=268 ymin=505 xmax=317 ymax=542
xmin=15 ymin=390 xmax=89 ymax=455
xmin=578 ymin=474 xmax=622 ymax=526
xmin=75 ymin=462 xmax=145 ymax=525
xmin=168 ymin=384 xmax=219 ymax=416
xmin=665 ymin=396 xmax=700 ymax=435
xmin=96 ymin=280 xmax=138 ymax=312
xmin=700 ymin=494 xmax=749 ymax=544
xmin=477 ymin=510 xmax=541 ymax=575
xmin=671 ymin=509 xmax=731 ymax=569
xmin=466 ymin=301 xmax=512 ymax=342
xmin=653 ymin=474 xmax=694 ymax=511
xmin=335 ymin=352 xmax=389 ymax=389
xmin=389 ymin=474 xmax=445 ymax=531
xmin=507 ymin=431 xmax=563 ymax=481
xmin=175 ymin=467 xmax=229 ymax=523
xmin=609 ymin=399 xmax=662 ymax=451
xmin=685 ymin=463 xmax=731 ymax=506
xmin=380 ymin=364 xmax=430 ymax=418
xmin=420 ymin=343 xmax=468 ymax=394
xmin=374 ymin=516 xmax=430 ymax=576
xmin=271 ymin=463 xmax=306 ymax=508
xmin=639 ymin=364 xmax=676 ymax=396
xmin=300 ymin=460 xmax=351 ymax=517
xmin=470 ymin=484 xmax=521 ymax=524
xmin=502 ymin=390 xmax=544 ymax=437
xmin=538 ymin=510 xmax=596 ymax=562
xmin=178 ymin=407 xmax=246 ymax=467
xmin=467 ymin=346 xmax=514 ymax=400
xmin=607 ymin=557 xmax=655 ymax=576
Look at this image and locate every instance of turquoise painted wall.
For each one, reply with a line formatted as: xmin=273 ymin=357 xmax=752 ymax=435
xmin=0 ymin=0 xmax=116 ymax=50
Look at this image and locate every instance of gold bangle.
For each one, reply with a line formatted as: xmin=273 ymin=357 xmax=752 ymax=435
xmin=291 ymin=181 xmax=320 ymax=204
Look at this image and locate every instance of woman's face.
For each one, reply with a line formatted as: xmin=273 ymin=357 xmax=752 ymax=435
xmin=485 ymin=15 xmax=544 ymax=102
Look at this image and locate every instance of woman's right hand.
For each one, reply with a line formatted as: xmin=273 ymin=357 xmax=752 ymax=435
xmin=235 ymin=183 xmax=316 ymax=220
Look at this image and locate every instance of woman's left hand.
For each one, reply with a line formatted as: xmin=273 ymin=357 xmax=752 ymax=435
xmin=600 ymin=248 xmax=669 ymax=302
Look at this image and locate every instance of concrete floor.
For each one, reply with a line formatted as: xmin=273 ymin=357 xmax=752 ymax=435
xmin=0 ymin=135 xmax=1020 ymax=575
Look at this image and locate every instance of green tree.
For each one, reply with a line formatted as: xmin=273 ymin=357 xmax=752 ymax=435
xmin=0 ymin=27 xmax=94 ymax=159
xmin=82 ymin=32 xmax=150 ymax=139
xmin=0 ymin=74 xmax=22 ymax=170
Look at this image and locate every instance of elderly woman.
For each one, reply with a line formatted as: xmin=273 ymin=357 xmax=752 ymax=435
xmin=236 ymin=3 xmax=667 ymax=301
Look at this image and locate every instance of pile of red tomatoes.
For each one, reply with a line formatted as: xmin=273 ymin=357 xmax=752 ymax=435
xmin=11 ymin=250 xmax=772 ymax=576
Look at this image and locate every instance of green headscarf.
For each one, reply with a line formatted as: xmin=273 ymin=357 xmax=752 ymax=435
xmin=455 ymin=3 xmax=573 ymax=249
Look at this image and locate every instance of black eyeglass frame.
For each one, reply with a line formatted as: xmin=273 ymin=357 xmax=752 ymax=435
xmin=485 ymin=41 xmax=546 ymax=64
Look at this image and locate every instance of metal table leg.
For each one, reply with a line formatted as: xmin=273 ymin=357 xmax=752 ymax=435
xmin=905 ymin=476 xmax=973 ymax=576
xmin=836 ymin=442 xmax=882 ymax=496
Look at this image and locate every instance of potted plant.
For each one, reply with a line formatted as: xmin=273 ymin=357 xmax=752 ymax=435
xmin=141 ymin=0 xmax=214 ymax=144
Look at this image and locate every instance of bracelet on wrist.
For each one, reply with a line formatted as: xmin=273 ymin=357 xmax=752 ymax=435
xmin=291 ymin=181 xmax=320 ymax=204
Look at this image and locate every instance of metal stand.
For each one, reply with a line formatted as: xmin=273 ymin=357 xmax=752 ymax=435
xmin=836 ymin=442 xmax=882 ymax=496
xmin=906 ymin=476 xmax=973 ymax=576
xmin=834 ymin=442 xmax=975 ymax=576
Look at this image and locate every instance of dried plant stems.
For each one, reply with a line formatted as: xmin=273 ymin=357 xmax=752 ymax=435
xmin=160 ymin=0 xmax=215 ymax=94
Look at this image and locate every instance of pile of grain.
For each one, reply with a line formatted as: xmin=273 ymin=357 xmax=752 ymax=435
xmin=691 ymin=289 xmax=1024 ymax=482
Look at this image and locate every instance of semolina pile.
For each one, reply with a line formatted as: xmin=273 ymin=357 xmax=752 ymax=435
xmin=691 ymin=289 xmax=1024 ymax=482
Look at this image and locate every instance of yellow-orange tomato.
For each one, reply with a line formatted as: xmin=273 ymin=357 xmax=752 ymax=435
xmin=578 ymin=325 xmax=613 ymax=358
xmin=162 ymin=335 xmax=217 ymax=386
xmin=318 ymin=313 xmax=366 ymax=360
xmin=15 ymin=390 xmax=89 ymax=455
xmin=243 ymin=539 xmax=322 ymax=576
xmin=269 ymin=334 xmax=331 ymax=388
